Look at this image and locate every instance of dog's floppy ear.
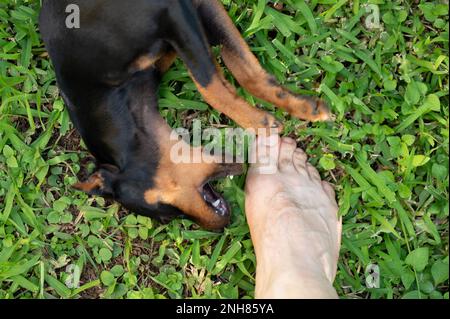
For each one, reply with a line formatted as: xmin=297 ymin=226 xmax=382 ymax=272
xmin=73 ymin=168 xmax=116 ymax=197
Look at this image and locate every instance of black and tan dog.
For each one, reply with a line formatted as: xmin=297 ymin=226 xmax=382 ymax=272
xmin=39 ymin=0 xmax=330 ymax=230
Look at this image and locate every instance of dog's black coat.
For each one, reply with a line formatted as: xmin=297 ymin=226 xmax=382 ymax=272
xmin=39 ymin=0 xmax=214 ymax=222
xmin=39 ymin=0 xmax=330 ymax=229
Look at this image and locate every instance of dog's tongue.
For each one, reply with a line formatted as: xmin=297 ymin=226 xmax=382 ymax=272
xmin=202 ymin=183 xmax=229 ymax=217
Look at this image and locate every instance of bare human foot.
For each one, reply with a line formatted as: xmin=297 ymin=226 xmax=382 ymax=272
xmin=245 ymin=134 xmax=342 ymax=299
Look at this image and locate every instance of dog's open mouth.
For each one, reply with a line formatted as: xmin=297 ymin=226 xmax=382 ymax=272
xmin=201 ymin=182 xmax=230 ymax=217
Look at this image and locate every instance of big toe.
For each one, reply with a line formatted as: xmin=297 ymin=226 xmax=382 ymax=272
xmin=278 ymin=138 xmax=297 ymax=172
xmin=249 ymin=133 xmax=280 ymax=175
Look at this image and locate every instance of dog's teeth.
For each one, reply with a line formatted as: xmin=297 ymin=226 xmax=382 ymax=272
xmin=213 ymin=199 xmax=221 ymax=208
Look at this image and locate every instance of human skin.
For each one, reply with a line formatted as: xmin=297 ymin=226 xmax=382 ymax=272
xmin=245 ymin=134 xmax=342 ymax=299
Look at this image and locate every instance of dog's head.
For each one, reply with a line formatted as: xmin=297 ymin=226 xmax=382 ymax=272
xmin=74 ymin=142 xmax=244 ymax=230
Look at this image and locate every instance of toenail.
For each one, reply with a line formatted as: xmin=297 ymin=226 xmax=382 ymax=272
xmin=262 ymin=134 xmax=279 ymax=146
xmin=294 ymin=150 xmax=306 ymax=158
xmin=280 ymin=159 xmax=292 ymax=167
xmin=282 ymin=138 xmax=296 ymax=145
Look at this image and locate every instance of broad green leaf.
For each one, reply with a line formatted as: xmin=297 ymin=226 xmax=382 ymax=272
xmin=405 ymin=248 xmax=429 ymax=272
xmin=412 ymin=155 xmax=430 ymax=167
xmin=101 ymin=271 xmax=116 ymax=286
xmin=431 ymin=260 xmax=449 ymax=285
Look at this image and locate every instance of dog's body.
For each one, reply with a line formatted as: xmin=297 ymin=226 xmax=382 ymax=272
xmin=39 ymin=0 xmax=330 ymax=230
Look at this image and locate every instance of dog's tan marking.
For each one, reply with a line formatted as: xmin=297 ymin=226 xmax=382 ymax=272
xmin=73 ymin=172 xmax=104 ymax=193
xmin=193 ymin=72 xmax=282 ymax=131
xmin=131 ymin=50 xmax=173 ymax=73
xmin=131 ymin=51 xmax=178 ymax=74
xmin=130 ymin=54 xmax=161 ymax=72
xmin=144 ymin=117 xmax=242 ymax=230
xmin=156 ymin=51 xmax=178 ymax=73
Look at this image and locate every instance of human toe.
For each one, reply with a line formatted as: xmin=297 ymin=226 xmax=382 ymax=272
xmin=322 ymin=181 xmax=336 ymax=200
xmin=278 ymin=138 xmax=297 ymax=172
xmin=293 ymin=148 xmax=308 ymax=176
xmin=307 ymin=163 xmax=322 ymax=183
xmin=249 ymin=133 xmax=280 ymax=175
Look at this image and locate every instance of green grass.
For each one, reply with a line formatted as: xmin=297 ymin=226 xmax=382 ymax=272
xmin=0 ymin=0 xmax=448 ymax=299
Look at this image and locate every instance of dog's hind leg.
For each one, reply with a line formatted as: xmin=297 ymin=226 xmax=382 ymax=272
xmin=195 ymin=0 xmax=331 ymax=122
xmin=165 ymin=2 xmax=282 ymax=132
